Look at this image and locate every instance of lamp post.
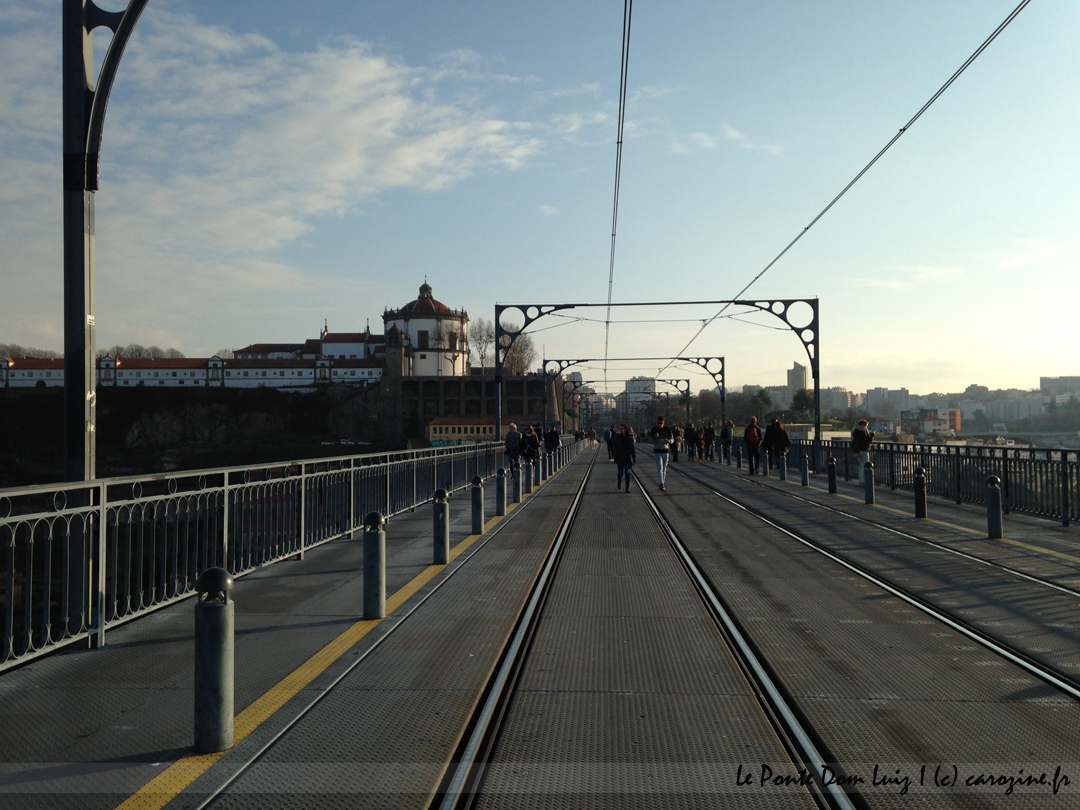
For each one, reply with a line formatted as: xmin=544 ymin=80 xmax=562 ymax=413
xmin=63 ymin=0 xmax=149 ymax=482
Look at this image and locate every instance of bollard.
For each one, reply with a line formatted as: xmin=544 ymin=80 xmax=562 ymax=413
xmin=363 ymin=512 xmax=386 ymax=620
xmin=986 ymin=475 xmax=1003 ymax=539
xmin=194 ymin=567 xmax=234 ymax=753
xmin=736 ymin=448 xmax=742 ymax=469
xmin=779 ymin=453 xmax=787 ymax=481
xmin=762 ymin=449 xmax=770 ymax=477
xmin=524 ymin=461 xmax=533 ymax=494
xmin=533 ymin=457 xmax=541 ymax=487
xmin=496 ymin=468 xmax=507 ymax=516
xmin=471 ymin=476 xmax=485 ymax=535
xmin=433 ymin=489 xmax=450 ymax=565
xmin=800 ymin=453 xmax=809 ymax=486
xmin=864 ymin=462 xmax=875 ymax=505
xmin=512 ymin=466 xmax=522 ymax=503
xmin=914 ymin=467 xmax=927 ymax=519
xmin=827 ymin=457 xmax=837 ymax=494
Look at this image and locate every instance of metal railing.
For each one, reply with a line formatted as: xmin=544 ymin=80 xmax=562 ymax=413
xmin=789 ymin=439 xmax=1078 ymax=525
xmin=0 ymin=442 xmax=528 ymax=672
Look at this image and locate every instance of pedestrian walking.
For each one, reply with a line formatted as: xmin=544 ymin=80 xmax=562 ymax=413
xmin=671 ymin=424 xmax=683 ymax=463
xmin=504 ymin=422 xmax=522 ymax=470
xmin=720 ymin=421 xmax=734 ymax=463
xmin=684 ymin=423 xmax=699 ymax=462
xmin=613 ymin=424 xmax=636 ymax=491
xmin=744 ymin=417 xmax=763 ymax=474
xmin=851 ymin=419 xmax=875 ymax=487
xmin=649 ymin=415 xmax=673 ymax=491
xmin=703 ymin=421 xmax=716 ymax=461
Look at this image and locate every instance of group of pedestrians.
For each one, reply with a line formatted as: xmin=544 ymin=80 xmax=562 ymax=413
xmin=503 ymin=422 xmax=561 ymax=471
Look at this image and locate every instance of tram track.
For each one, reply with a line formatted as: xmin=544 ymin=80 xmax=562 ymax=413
xmin=438 ymin=452 xmax=855 ymax=810
xmin=665 ymin=462 xmax=1080 ymax=705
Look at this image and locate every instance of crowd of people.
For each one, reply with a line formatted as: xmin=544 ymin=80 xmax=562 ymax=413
xmin=504 ymin=416 xmax=876 ymax=493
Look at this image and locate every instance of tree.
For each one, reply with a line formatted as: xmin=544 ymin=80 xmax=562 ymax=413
xmin=791 ymin=388 xmax=814 ymax=417
xmin=752 ymin=389 xmax=772 ymax=413
xmin=499 ymin=323 xmax=537 ymax=374
xmin=0 ymin=344 xmax=61 ymax=359
xmin=469 ymin=317 xmax=495 ymax=374
xmin=214 ymin=348 xmax=235 ymax=359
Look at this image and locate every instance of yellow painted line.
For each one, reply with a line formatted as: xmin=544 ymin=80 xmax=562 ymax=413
xmin=114 ymin=495 xmax=530 ymax=810
xmin=778 ymin=480 xmax=1080 ymax=564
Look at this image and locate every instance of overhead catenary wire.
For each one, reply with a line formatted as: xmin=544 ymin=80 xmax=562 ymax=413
xmin=657 ymin=0 xmax=1032 ymax=376
xmin=603 ymin=0 xmax=633 ymax=388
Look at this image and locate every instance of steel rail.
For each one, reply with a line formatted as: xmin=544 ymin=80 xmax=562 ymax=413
xmin=709 ymin=467 xmax=1080 ymax=602
xmin=436 ymin=449 xmax=597 ymax=808
xmin=633 ymin=471 xmax=863 ymax=810
xmin=669 ymin=466 xmax=1080 ymax=704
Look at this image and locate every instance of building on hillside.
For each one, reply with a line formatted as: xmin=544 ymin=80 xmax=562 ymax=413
xmin=900 ymin=408 xmax=961 ymax=437
xmin=1041 ymin=377 xmax=1080 ymax=397
xmin=820 ymin=387 xmax=854 ymax=412
xmin=427 ymin=417 xmax=519 ymax=445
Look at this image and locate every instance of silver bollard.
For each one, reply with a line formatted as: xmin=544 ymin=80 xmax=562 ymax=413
xmin=194 ymin=567 xmax=234 ymax=754
xmin=533 ymin=457 xmax=541 ymax=487
xmin=736 ymin=448 xmax=742 ymax=469
xmin=363 ymin=512 xmax=386 ymax=619
xmin=986 ymin=475 xmax=1003 ymax=539
xmin=800 ymin=453 xmax=809 ymax=486
xmin=524 ymin=461 xmax=533 ymax=494
xmin=512 ymin=466 xmax=522 ymax=503
xmin=496 ymin=468 xmax=507 ymax=516
xmin=762 ymin=449 xmax=770 ymax=477
xmin=914 ymin=467 xmax=927 ymax=519
xmin=864 ymin=462 xmax=875 ymax=505
xmin=827 ymin=457 xmax=837 ymax=494
xmin=779 ymin=453 xmax=787 ymax=480
xmin=471 ymin=475 xmax=485 ymax=534
xmin=433 ymin=489 xmax=450 ymax=565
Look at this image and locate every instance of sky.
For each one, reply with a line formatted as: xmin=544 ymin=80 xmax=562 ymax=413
xmin=1 ymin=0 xmax=1077 ymax=397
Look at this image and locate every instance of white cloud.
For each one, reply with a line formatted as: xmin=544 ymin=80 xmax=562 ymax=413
xmin=538 ymin=204 xmax=557 ymax=216
xmin=0 ymin=5 xmax=547 ymax=350
xmin=722 ymin=124 xmax=782 ymax=155
xmin=995 ymin=238 xmax=1059 ymax=271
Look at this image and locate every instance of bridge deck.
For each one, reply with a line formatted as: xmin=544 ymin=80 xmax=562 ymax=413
xmin=1 ymin=448 xmax=1078 ymax=809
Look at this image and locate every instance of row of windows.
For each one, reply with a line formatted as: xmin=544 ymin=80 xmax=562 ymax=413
xmin=431 ymin=425 xmax=494 ymax=435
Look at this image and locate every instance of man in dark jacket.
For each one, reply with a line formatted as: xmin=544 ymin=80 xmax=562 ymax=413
xmin=851 ymin=419 xmax=875 ymax=487
xmin=504 ymin=423 xmax=522 ymax=470
xmin=612 ymin=424 xmax=636 ymax=492
xmin=703 ymin=422 xmax=716 ymax=461
xmin=649 ymin=415 xmax=673 ymax=491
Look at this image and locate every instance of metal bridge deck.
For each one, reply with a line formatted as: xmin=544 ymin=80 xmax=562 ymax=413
xmin=1 ymin=448 xmax=1078 ymax=809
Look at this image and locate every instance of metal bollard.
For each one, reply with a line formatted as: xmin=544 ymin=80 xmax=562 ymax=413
xmin=471 ymin=475 xmax=485 ymax=534
xmin=194 ymin=567 xmax=234 ymax=753
xmin=914 ymin=467 xmax=927 ymax=519
xmin=533 ymin=457 xmax=541 ymax=487
xmin=864 ymin=462 xmax=875 ymax=505
xmin=512 ymin=466 xmax=522 ymax=503
xmin=363 ymin=512 xmax=386 ymax=620
xmin=736 ymin=448 xmax=742 ymax=469
xmin=800 ymin=453 xmax=809 ymax=486
xmin=986 ymin=475 xmax=1003 ymax=539
xmin=496 ymin=468 xmax=507 ymax=516
xmin=779 ymin=453 xmax=787 ymax=480
xmin=433 ymin=489 xmax=450 ymax=565
xmin=524 ymin=461 xmax=533 ymax=494
xmin=762 ymin=449 xmax=770 ymax=477
xmin=827 ymin=457 xmax=837 ymax=494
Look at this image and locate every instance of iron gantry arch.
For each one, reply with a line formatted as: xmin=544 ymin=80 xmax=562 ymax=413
xmin=496 ymin=299 xmax=818 ymax=457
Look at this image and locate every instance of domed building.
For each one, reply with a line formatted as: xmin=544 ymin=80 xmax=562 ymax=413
xmin=383 ymin=283 xmax=469 ymax=376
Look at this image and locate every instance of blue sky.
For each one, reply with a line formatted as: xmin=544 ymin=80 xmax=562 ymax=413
xmin=1 ymin=0 xmax=1076 ymax=395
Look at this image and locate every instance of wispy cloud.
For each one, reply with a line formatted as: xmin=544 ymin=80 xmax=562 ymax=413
xmin=722 ymin=124 xmax=782 ymax=155
xmin=538 ymin=204 xmax=557 ymax=216
xmin=995 ymin=238 xmax=1059 ymax=271
xmin=0 ymin=5 xmax=547 ymax=350
xmin=847 ymin=265 xmax=963 ymax=291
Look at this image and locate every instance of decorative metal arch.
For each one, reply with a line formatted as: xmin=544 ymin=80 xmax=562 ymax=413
xmin=63 ymin=0 xmax=150 ymax=482
xmin=495 ymin=299 xmax=816 ymax=455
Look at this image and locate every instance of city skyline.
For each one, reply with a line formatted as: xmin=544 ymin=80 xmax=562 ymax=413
xmin=2 ymin=1 xmax=1077 ymax=396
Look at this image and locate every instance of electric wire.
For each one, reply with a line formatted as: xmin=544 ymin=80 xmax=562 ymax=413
xmin=603 ymin=0 xmax=633 ymax=388
xmin=657 ymin=0 xmax=1032 ymax=376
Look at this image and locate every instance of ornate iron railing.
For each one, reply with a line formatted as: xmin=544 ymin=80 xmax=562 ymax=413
xmin=0 ymin=441 xmax=551 ymax=671
xmin=789 ymin=439 xmax=1077 ymax=525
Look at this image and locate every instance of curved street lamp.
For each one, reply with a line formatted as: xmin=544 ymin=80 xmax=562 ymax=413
xmin=63 ymin=0 xmax=150 ymax=481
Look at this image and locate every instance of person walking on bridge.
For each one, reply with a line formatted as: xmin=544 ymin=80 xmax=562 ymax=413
xmin=504 ymin=422 xmax=522 ymax=471
xmin=744 ymin=417 xmax=763 ymax=474
xmin=703 ymin=421 xmax=716 ymax=461
xmin=613 ymin=424 xmax=636 ymax=492
xmin=649 ymin=415 xmax=673 ymax=491
xmin=851 ymin=419 xmax=875 ymax=487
